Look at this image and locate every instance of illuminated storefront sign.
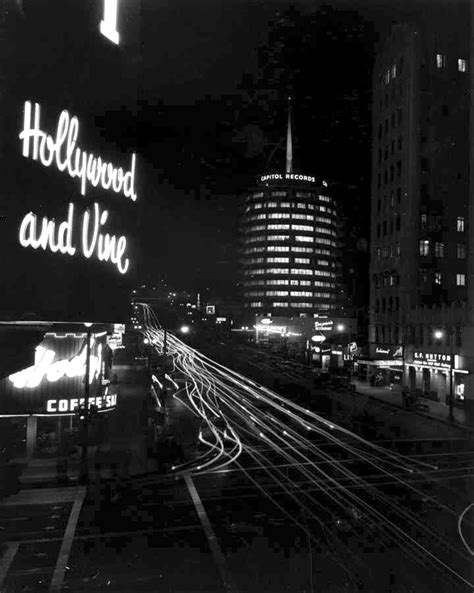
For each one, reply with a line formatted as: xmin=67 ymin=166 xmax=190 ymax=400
xmin=46 ymin=393 xmax=117 ymax=413
xmin=9 ymin=341 xmax=102 ymax=389
xmin=371 ymin=345 xmax=403 ymax=359
xmin=260 ymin=173 xmax=316 ymax=183
xmin=413 ymin=352 xmax=452 ymax=369
xmin=314 ymin=320 xmax=333 ymax=331
xmin=17 ymin=101 xmax=134 ymax=275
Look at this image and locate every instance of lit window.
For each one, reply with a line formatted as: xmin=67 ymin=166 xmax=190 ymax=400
xmin=434 ymin=272 xmax=442 ymax=285
xmin=436 ymin=54 xmax=446 ymax=69
xmin=294 ymin=258 xmax=310 ymax=264
xmin=291 ymin=224 xmax=314 ymax=232
xmin=434 ymin=242 xmax=444 ymax=257
xmin=266 ymin=202 xmax=278 ymax=208
xmin=291 ymin=247 xmax=312 ymax=253
xmin=272 ymin=302 xmax=288 ymax=307
xmin=280 ymin=202 xmax=292 ymax=208
xmin=391 ymin=64 xmax=397 ymax=78
xmin=267 ymin=257 xmax=289 ymax=263
xmin=457 ymin=243 xmax=466 ymax=259
xmin=268 ymin=224 xmax=290 ymax=230
xmin=419 ymin=240 xmax=430 ymax=256
xmin=267 ymin=235 xmax=290 ymax=241
xmin=300 ymin=280 xmax=311 ymax=286
xmin=456 ymin=274 xmax=466 ymax=286
xmin=290 ymin=291 xmax=313 ymax=297
xmin=291 ymin=268 xmax=313 ymax=275
xmin=295 ymin=236 xmax=314 ymax=243
xmin=267 ymin=268 xmax=289 ymax=274
xmin=290 ymin=280 xmax=299 ymax=286
xmin=265 ymin=291 xmax=288 ymax=297
xmin=420 ymin=213 xmax=427 ymax=228
xmin=271 ymin=191 xmax=287 ymax=197
xmin=457 ymin=217 xmax=465 ymax=232
xmin=458 ymin=59 xmax=467 ymax=72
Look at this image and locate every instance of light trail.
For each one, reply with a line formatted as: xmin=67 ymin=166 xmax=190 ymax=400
xmin=137 ymin=304 xmax=474 ymax=591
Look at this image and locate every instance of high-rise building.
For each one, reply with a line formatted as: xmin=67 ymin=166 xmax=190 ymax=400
xmin=240 ymin=104 xmax=340 ymax=319
xmin=368 ymin=4 xmax=472 ymax=410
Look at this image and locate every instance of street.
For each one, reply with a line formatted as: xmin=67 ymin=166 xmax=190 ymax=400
xmin=1 ymin=308 xmax=473 ymax=592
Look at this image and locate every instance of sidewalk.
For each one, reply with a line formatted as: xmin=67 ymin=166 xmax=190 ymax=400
xmin=351 ymin=379 xmax=474 ymax=433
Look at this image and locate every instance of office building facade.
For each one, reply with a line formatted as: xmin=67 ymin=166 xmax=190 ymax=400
xmin=369 ymin=8 xmax=472 ymax=407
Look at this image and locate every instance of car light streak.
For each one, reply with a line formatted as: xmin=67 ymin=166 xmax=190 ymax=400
xmin=136 ymin=304 xmax=474 ymax=590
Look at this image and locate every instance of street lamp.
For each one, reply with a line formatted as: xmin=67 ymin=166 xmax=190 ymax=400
xmin=180 ymin=325 xmax=190 ymax=334
xmin=434 ymin=329 xmax=454 ymax=423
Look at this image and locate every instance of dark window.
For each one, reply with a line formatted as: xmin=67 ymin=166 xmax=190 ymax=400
xmin=456 ymin=326 xmax=462 ymax=347
xmin=384 ymin=170 xmax=388 ymax=184
xmin=378 ymin=124 xmax=382 ymax=139
xmin=421 ymin=157 xmax=428 ymax=171
xmin=391 ymin=140 xmax=395 ymax=154
xmin=377 ymin=223 xmax=381 ymax=238
xmin=396 ymin=161 xmax=402 ymax=176
xmin=378 ymin=149 xmax=382 ymax=163
xmin=391 ymin=113 xmax=395 ymax=128
xmin=390 ymin=219 xmax=394 ymax=233
xmin=398 ymin=136 xmax=402 ymax=150
xmin=421 ymin=213 xmax=427 ymax=228
xmin=383 ymin=221 xmax=387 ymax=236
xmin=395 ymin=214 xmax=400 ymax=231
xmin=382 ymin=298 xmax=386 ymax=311
xmin=390 ymin=166 xmax=394 ymax=182
xmin=377 ymin=200 xmax=381 ymax=213
xmin=398 ymin=108 xmax=402 ymax=125
xmin=441 ymin=105 xmax=449 ymax=116
xmin=397 ymin=188 xmax=401 ymax=203
xmin=377 ymin=173 xmax=381 ymax=189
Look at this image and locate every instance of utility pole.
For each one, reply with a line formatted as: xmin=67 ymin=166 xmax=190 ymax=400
xmin=80 ymin=323 xmax=92 ymax=483
xmin=449 ymin=329 xmax=454 ymax=423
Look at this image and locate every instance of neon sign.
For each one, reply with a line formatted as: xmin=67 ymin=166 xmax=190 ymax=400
xmin=20 ymin=102 xmax=137 ymax=201
xmin=260 ymin=173 xmax=316 ymax=183
xmin=314 ymin=320 xmax=333 ymax=331
xmin=100 ymin=0 xmax=120 ymax=45
xmin=19 ymin=202 xmax=129 ymax=274
xmin=46 ymin=393 xmax=117 ymax=413
xmin=9 ymin=341 xmax=102 ymax=389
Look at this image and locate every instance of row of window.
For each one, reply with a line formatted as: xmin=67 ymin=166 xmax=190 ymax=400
xmin=246 ymin=213 xmax=324 ymax=221
xmin=375 ymin=243 xmax=401 ymax=260
xmin=419 ymin=240 xmax=466 ymax=258
xmin=244 ymin=279 xmax=336 ymax=288
xmin=421 ymin=214 xmax=465 ymax=232
xmin=245 ymin=224 xmax=336 ymax=234
xmin=374 ymin=296 xmax=400 ymax=312
xmin=420 ymin=271 xmax=466 ymax=287
xmin=245 ymin=246 xmax=315 ymax=254
xmin=376 ymin=161 xmax=402 ymax=187
xmin=377 ymin=110 xmax=403 ymax=141
xmin=244 ymin=268 xmax=336 ymax=277
xmin=374 ymin=273 xmax=400 ymax=288
xmin=248 ymin=301 xmax=331 ymax=309
xmin=247 ymin=192 xmax=333 ymax=203
xmin=373 ymin=324 xmax=463 ymax=349
xmin=377 ymin=137 xmax=402 ymax=163
xmin=436 ymin=54 xmax=468 ymax=72
xmin=245 ymin=234 xmax=337 ymax=246
xmin=245 ymin=257 xmax=314 ymax=264
xmin=246 ymin=291 xmax=329 ymax=298
xmin=245 ymin=202 xmax=336 ymax=215
xmin=376 ymin=215 xmax=401 ymax=237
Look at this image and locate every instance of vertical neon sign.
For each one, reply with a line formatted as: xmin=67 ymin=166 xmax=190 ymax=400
xmin=100 ymin=0 xmax=120 ymax=45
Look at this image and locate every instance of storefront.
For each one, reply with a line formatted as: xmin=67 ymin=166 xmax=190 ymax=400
xmin=406 ymin=351 xmax=468 ymax=405
xmin=0 ymin=328 xmax=118 ymax=459
xmin=355 ymin=343 xmax=404 ymax=386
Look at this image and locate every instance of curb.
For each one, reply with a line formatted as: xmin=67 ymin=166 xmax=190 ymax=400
xmin=352 ymin=389 xmax=474 ymax=436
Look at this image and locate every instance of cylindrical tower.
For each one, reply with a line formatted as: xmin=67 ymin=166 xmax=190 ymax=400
xmin=240 ymin=173 xmax=339 ymax=319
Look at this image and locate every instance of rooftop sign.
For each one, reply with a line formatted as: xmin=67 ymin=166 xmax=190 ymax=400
xmin=260 ymin=173 xmax=316 ymax=183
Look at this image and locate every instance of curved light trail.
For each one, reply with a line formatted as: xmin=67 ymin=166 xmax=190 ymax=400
xmin=137 ymin=303 xmax=474 ymax=591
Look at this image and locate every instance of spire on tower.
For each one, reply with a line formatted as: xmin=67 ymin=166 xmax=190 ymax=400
xmin=285 ymin=96 xmax=293 ymax=174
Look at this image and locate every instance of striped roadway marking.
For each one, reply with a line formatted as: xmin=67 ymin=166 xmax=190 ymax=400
xmin=0 ymin=541 xmax=20 ymax=590
xmin=49 ymin=486 xmax=87 ymax=593
xmin=184 ymin=474 xmax=239 ymax=593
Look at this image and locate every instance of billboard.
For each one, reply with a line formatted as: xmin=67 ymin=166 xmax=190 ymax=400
xmin=0 ymin=331 xmax=116 ymax=415
xmin=0 ymin=0 xmax=141 ymax=323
